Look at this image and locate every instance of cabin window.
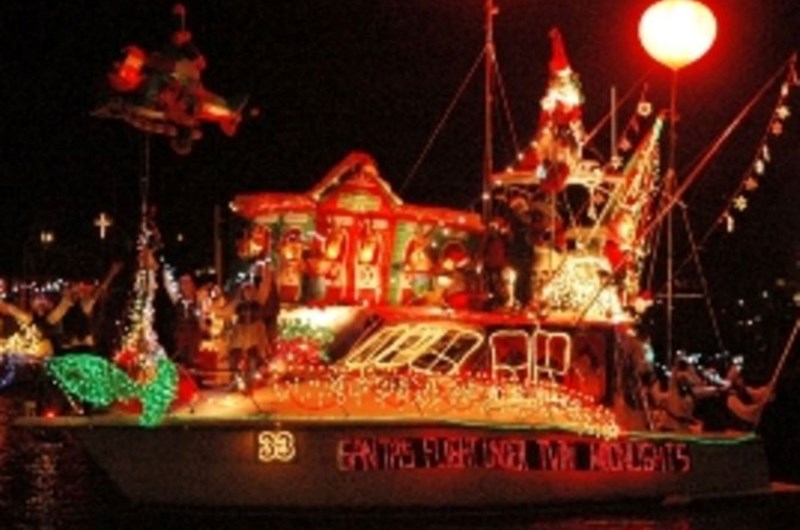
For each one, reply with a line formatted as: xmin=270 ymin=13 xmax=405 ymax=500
xmin=410 ymin=328 xmax=482 ymax=374
xmin=344 ymin=321 xmax=482 ymax=372
xmin=489 ymin=330 xmax=531 ymax=381
xmin=343 ymin=324 xmax=410 ymax=367
xmin=531 ymin=329 xmax=572 ymax=381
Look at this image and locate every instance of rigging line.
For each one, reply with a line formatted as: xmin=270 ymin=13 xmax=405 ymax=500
xmin=141 ymin=133 xmax=151 ymax=218
xmin=492 ymin=55 xmax=521 ymax=160
xmin=399 ymin=48 xmax=486 ymax=195
xmin=583 ymin=68 xmax=654 ymax=147
xmin=679 ymin=202 xmax=726 ymax=353
xmin=644 ymin=215 xmax=663 ymax=293
xmin=754 ymin=317 xmax=800 ymax=429
xmin=673 ymin=55 xmax=794 ymax=274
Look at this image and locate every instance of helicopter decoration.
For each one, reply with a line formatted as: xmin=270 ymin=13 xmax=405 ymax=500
xmin=93 ymin=4 xmax=251 ymax=155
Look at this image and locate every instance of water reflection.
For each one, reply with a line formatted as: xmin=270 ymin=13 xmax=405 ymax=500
xmin=1 ymin=396 xmax=124 ymax=529
xmin=1 ymin=395 xmax=798 ymax=529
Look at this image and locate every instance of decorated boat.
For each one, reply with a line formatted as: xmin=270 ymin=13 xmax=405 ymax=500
xmin=16 ymin=1 xmax=800 ymax=512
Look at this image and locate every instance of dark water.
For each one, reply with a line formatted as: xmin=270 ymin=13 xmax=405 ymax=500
xmin=2 ymin=395 xmax=800 ymax=530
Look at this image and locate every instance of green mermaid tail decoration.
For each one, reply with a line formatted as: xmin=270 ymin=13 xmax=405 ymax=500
xmin=45 ymin=354 xmax=178 ymax=427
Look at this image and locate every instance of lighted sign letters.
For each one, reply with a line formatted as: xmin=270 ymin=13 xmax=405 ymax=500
xmin=337 ymin=436 xmax=691 ymax=473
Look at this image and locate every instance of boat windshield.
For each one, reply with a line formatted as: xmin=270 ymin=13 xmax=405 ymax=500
xmin=342 ymin=322 xmax=483 ymax=373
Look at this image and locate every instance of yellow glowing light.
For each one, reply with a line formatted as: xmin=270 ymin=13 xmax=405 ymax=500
xmin=639 ymin=0 xmax=717 ymax=70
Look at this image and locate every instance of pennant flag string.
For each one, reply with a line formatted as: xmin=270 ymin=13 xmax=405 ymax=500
xmin=717 ymin=53 xmax=798 ymax=233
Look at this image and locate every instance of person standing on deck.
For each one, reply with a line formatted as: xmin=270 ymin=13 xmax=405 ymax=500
xmin=163 ymin=270 xmax=203 ymax=367
xmin=224 ymin=262 xmax=275 ymax=392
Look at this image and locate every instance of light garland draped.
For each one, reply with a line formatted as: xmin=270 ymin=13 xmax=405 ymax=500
xmin=721 ymin=54 xmax=799 ymax=232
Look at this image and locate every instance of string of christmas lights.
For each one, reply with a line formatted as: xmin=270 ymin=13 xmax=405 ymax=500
xmin=720 ymin=54 xmax=799 ymax=233
xmin=263 ymin=367 xmax=620 ymax=439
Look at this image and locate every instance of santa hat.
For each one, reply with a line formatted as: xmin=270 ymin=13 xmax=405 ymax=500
xmin=548 ymin=28 xmax=571 ymax=75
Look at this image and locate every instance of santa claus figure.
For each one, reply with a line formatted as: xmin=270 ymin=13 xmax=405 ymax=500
xmin=517 ymin=28 xmax=586 ymax=193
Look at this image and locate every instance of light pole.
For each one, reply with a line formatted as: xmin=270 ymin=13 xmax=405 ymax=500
xmin=638 ymin=0 xmax=716 ymax=363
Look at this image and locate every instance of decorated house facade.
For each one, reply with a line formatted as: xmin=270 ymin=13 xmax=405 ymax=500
xmin=231 ymin=151 xmax=484 ymax=307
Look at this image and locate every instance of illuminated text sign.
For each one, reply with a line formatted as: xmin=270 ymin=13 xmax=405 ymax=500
xmin=337 ymin=436 xmax=691 ymax=473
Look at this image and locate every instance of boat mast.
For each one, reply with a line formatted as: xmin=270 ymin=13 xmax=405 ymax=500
xmin=482 ymin=0 xmax=496 ymax=223
xmin=666 ymin=71 xmax=677 ymax=365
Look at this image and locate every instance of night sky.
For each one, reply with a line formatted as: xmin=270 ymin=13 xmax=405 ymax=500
xmin=0 ymin=0 xmax=798 ymax=294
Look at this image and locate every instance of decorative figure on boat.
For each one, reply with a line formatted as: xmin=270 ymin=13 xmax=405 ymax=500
xmin=723 ymin=355 xmax=774 ymax=426
xmin=46 ymin=353 xmax=178 ymax=427
xmin=93 ymin=4 xmax=249 ymax=155
xmin=237 ymin=223 xmax=271 ymax=261
xmin=436 ymin=241 xmax=473 ymax=310
xmin=320 ymin=221 xmax=348 ymax=304
xmin=517 ymin=28 xmax=586 ymax=192
xmin=304 ymin=219 xmax=348 ymax=304
xmin=354 ymin=220 xmax=383 ymax=304
xmin=648 ymin=351 xmax=704 ymax=432
xmin=277 ymin=228 xmax=305 ymax=303
xmin=271 ymin=319 xmax=334 ymax=372
xmin=403 ymin=224 xmax=435 ymax=303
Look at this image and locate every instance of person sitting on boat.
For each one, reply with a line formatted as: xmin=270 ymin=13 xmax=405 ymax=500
xmin=48 ymin=262 xmax=122 ymax=354
xmin=224 ymin=262 xmax=275 ymax=392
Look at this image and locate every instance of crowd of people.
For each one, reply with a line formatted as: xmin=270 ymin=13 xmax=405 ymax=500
xmin=0 ymin=263 xmax=121 ymax=359
xmin=0 ymin=258 xmax=281 ymax=394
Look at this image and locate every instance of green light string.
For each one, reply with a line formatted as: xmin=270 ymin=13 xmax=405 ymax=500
xmin=45 ymin=354 xmax=178 ymax=427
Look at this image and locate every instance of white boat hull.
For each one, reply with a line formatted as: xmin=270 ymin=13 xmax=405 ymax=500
xmin=63 ymin=420 xmax=770 ymax=509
